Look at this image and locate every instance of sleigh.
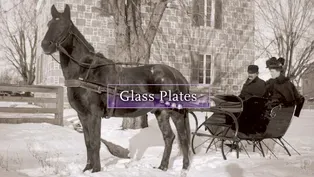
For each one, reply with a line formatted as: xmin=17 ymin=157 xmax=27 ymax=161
xmin=190 ymin=95 xmax=301 ymax=160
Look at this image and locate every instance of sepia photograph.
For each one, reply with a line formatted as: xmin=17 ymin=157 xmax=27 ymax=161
xmin=0 ymin=0 xmax=313 ymax=176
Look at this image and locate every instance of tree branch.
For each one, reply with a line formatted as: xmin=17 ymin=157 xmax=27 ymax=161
xmin=145 ymin=0 xmax=168 ymax=45
xmin=255 ymin=0 xmax=314 ymax=81
xmin=0 ymin=0 xmax=39 ymax=85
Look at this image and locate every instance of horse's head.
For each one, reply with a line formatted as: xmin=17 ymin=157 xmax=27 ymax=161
xmin=41 ymin=4 xmax=72 ymax=55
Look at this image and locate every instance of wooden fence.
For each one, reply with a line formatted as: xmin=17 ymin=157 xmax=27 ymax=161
xmin=0 ymin=84 xmax=64 ymax=126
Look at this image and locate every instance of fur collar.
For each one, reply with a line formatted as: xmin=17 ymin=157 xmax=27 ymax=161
xmin=245 ymin=76 xmax=259 ymax=84
xmin=267 ymin=74 xmax=290 ymax=85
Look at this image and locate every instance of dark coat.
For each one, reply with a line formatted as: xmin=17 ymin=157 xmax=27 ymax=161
xmin=264 ymin=74 xmax=304 ymax=117
xmin=239 ymin=76 xmax=266 ymax=100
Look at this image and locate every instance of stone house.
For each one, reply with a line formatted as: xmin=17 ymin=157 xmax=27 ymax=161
xmin=35 ymin=0 xmax=255 ymax=106
xmin=302 ymin=68 xmax=314 ymax=109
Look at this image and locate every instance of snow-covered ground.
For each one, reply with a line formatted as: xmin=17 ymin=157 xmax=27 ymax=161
xmin=0 ymin=102 xmax=314 ymax=177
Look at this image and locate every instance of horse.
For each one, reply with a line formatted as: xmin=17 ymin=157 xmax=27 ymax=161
xmin=41 ymin=4 xmax=191 ymax=173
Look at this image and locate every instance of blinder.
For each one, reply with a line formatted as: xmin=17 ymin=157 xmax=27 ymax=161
xmin=51 ymin=22 xmax=73 ymax=48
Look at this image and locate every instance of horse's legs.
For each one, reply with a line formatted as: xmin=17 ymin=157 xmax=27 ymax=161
xmin=87 ymin=110 xmax=102 ymax=173
xmin=91 ymin=116 xmax=101 ymax=172
xmin=80 ymin=109 xmax=102 ymax=173
xmin=171 ymin=110 xmax=190 ymax=170
xmin=79 ymin=115 xmax=93 ymax=172
xmin=154 ymin=109 xmax=175 ymax=171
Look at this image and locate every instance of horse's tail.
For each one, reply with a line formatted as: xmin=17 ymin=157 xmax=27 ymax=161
xmin=101 ymin=138 xmax=130 ymax=159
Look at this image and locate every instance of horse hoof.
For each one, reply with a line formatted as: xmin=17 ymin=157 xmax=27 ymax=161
xmin=91 ymin=167 xmax=101 ymax=173
xmin=183 ymin=161 xmax=189 ymax=170
xmin=83 ymin=164 xmax=92 ymax=172
xmin=153 ymin=165 xmax=168 ymax=171
xmin=158 ymin=165 xmax=168 ymax=171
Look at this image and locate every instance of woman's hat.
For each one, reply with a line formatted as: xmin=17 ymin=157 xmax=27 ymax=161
xmin=266 ymin=57 xmax=285 ymax=69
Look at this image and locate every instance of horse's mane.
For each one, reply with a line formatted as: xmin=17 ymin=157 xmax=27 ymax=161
xmin=71 ymin=23 xmax=95 ymax=52
xmin=95 ymin=52 xmax=108 ymax=59
xmin=71 ymin=23 xmax=115 ymax=64
xmin=95 ymin=52 xmax=115 ymax=64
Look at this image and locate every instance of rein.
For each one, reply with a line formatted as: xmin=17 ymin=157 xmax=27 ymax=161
xmin=47 ymin=23 xmax=146 ymax=118
xmin=49 ymin=23 xmax=145 ymax=69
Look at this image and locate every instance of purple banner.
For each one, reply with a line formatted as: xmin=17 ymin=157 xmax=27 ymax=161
xmin=107 ymin=84 xmax=211 ymax=109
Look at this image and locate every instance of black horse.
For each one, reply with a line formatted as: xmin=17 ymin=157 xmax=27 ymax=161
xmin=41 ymin=4 xmax=191 ymax=173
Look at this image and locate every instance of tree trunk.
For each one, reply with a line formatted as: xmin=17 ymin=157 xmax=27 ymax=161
xmin=121 ymin=114 xmax=148 ymax=130
xmin=108 ymin=0 xmax=168 ymax=129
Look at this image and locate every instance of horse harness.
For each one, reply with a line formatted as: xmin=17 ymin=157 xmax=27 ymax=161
xmin=49 ymin=22 xmax=144 ymax=118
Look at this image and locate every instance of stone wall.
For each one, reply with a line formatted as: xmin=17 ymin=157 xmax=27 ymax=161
xmin=302 ymin=71 xmax=314 ymax=98
xmin=35 ymin=0 xmax=255 ymax=107
xmin=302 ymin=70 xmax=314 ymax=109
xmin=149 ymin=0 xmax=255 ymax=94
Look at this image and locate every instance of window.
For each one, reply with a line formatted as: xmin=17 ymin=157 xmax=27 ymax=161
xmin=191 ymin=54 xmax=213 ymax=84
xmin=100 ymin=0 xmax=113 ymax=17
xmin=192 ymin=0 xmax=223 ymax=29
xmin=54 ymin=76 xmax=59 ymax=84
xmin=53 ymin=60 xmax=59 ymax=70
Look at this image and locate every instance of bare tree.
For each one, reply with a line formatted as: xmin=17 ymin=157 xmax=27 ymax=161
xmin=0 ymin=69 xmax=20 ymax=84
xmin=255 ymin=0 xmax=314 ymax=85
xmin=0 ymin=0 xmax=39 ymax=90
xmin=98 ymin=0 xmax=169 ymax=129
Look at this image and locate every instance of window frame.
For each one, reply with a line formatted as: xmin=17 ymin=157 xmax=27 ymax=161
xmin=192 ymin=0 xmax=223 ymax=29
xmin=53 ymin=76 xmax=59 ymax=85
xmin=201 ymin=54 xmax=214 ymax=84
xmin=193 ymin=54 xmax=214 ymax=85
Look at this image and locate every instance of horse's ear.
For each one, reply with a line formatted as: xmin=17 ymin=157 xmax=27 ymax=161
xmin=51 ymin=5 xmax=59 ymax=18
xmin=63 ymin=4 xmax=71 ymax=19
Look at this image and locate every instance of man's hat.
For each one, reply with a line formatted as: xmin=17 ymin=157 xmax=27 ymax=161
xmin=247 ymin=65 xmax=259 ymax=74
xmin=266 ymin=57 xmax=285 ymax=69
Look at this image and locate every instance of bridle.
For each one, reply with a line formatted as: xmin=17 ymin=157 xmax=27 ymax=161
xmin=48 ymin=22 xmax=144 ymax=69
xmin=46 ymin=22 xmax=144 ymax=118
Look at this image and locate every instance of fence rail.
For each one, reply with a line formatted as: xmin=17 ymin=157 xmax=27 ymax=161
xmin=0 ymin=84 xmax=64 ymax=126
